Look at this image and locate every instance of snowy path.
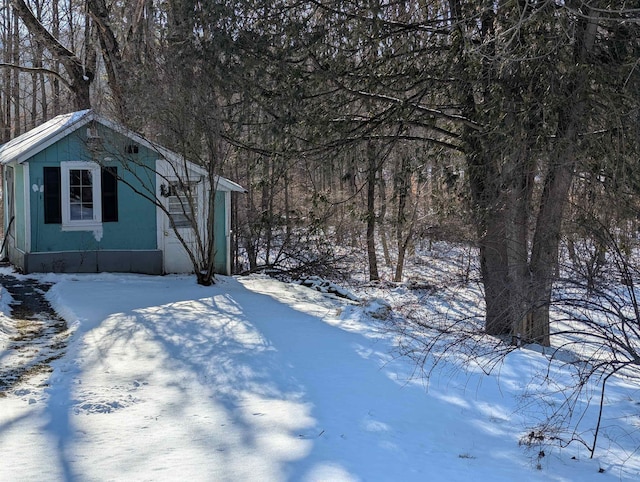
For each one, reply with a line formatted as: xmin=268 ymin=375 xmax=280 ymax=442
xmin=0 ymin=274 xmax=68 ymax=395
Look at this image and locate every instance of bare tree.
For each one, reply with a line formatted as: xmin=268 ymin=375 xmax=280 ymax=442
xmin=9 ymin=0 xmax=94 ymax=109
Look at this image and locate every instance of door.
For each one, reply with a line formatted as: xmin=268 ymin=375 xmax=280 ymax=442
xmin=162 ymin=179 xmax=203 ymax=273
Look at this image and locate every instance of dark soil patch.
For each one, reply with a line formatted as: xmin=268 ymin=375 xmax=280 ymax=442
xmin=0 ymin=274 xmax=69 ymax=396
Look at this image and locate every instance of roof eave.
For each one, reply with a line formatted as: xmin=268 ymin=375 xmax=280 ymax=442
xmin=215 ymin=176 xmax=247 ymax=192
xmin=0 ymin=109 xmax=94 ymax=165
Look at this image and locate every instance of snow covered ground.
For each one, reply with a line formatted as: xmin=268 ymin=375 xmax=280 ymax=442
xmin=1 ymin=264 xmax=639 ymax=481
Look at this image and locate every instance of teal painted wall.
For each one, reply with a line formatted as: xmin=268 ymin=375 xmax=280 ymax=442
xmin=27 ymin=126 xmax=158 ymax=253
xmin=214 ymin=190 xmax=226 ymax=273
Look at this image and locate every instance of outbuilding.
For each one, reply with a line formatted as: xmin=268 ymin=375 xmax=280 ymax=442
xmin=0 ymin=110 xmax=244 ymax=275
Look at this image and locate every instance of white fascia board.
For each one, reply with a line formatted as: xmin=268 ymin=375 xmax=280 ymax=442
xmin=23 ymin=162 xmax=31 ymax=253
xmin=214 ymin=176 xmax=246 ymax=193
xmin=225 ymin=190 xmax=232 ymax=275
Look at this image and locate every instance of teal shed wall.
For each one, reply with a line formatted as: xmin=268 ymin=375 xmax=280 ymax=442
xmin=213 ymin=190 xmax=226 ymax=274
xmin=27 ymin=126 xmax=158 ymax=254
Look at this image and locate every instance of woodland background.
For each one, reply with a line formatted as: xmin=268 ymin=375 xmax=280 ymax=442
xmin=2 ymin=0 xmax=640 ymax=346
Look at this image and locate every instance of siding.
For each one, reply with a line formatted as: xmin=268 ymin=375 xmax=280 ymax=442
xmin=27 ymin=127 xmax=158 ymax=253
xmin=214 ymin=190 xmax=227 ymax=274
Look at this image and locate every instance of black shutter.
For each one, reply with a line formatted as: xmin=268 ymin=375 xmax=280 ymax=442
xmin=43 ymin=166 xmax=61 ymax=224
xmin=101 ymin=167 xmax=118 ymax=222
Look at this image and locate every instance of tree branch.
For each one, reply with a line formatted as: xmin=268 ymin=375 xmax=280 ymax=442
xmin=0 ymin=62 xmax=71 ymax=89
xmin=10 ymin=0 xmax=92 ymax=108
xmin=349 ymin=88 xmax=482 ymax=131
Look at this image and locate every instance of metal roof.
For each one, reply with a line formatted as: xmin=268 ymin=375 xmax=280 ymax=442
xmin=0 ymin=110 xmax=245 ymax=192
xmin=0 ymin=110 xmax=93 ymax=165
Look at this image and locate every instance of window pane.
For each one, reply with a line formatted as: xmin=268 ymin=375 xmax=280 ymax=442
xmin=70 ymin=202 xmax=94 ymax=221
xmin=70 ymin=186 xmax=81 ymax=201
xmin=82 ymin=187 xmax=93 ymax=202
xmin=82 ymin=170 xmax=92 ymax=185
xmin=168 ymin=181 xmax=198 ymax=228
xmin=68 ymin=168 xmax=95 ymax=221
xmin=81 ymin=202 xmax=94 ymax=220
xmin=70 ymin=202 xmax=82 ymax=220
xmin=70 ymin=170 xmax=81 ymax=186
xmin=171 ymin=213 xmax=191 ymax=228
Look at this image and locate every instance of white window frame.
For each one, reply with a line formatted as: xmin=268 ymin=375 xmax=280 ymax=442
xmin=61 ymin=161 xmax=102 ymax=232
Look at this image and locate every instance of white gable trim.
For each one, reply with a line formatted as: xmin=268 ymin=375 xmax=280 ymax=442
xmin=23 ymin=162 xmax=31 ymax=253
xmin=224 ymin=189 xmax=232 ymax=275
xmin=214 ymin=176 xmax=246 ymax=192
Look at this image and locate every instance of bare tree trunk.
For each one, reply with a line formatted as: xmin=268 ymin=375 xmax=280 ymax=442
xmin=393 ymin=154 xmax=412 ymax=282
xmin=51 ymin=0 xmax=60 ymax=114
xmin=395 ymin=191 xmax=419 ymax=283
xmin=378 ymin=171 xmax=392 ymax=268
xmin=30 ymin=0 xmax=45 ymax=127
xmin=366 ymin=143 xmax=379 ymax=281
xmin=87 ymin=0 xmax=126 ymax=118
xmin=2 ymin=1 xmax=13 ymax=142
xmin=527 ymin=122 xmax=579 ymax=346
xmin=523 ymin=6 xmax=598 ymax=346
xmin=11 ymin=9 xmax=21 ymax=135
xmin=479 ymin=210 xmax=512 ymax=336
xmin=261 ymin=155 xmax=273 ymax=266
xmin=284 ymin=163 xmax=292 ymax=241
xmin=11 ymin=0 xmax=93 ymax=110
xmin=446 ymin=0 xmax=606 ymax=347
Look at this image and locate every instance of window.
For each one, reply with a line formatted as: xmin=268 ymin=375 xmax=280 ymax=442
xmin=42 ymin=162 xmax=119 ymax=231
xmin=167 ymin=181 xmax=198 ymax=228
xmin=61 ymin=162 xmax=101 ymax=230
xmin=68 ymin=167 xmax=96 ymax=221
